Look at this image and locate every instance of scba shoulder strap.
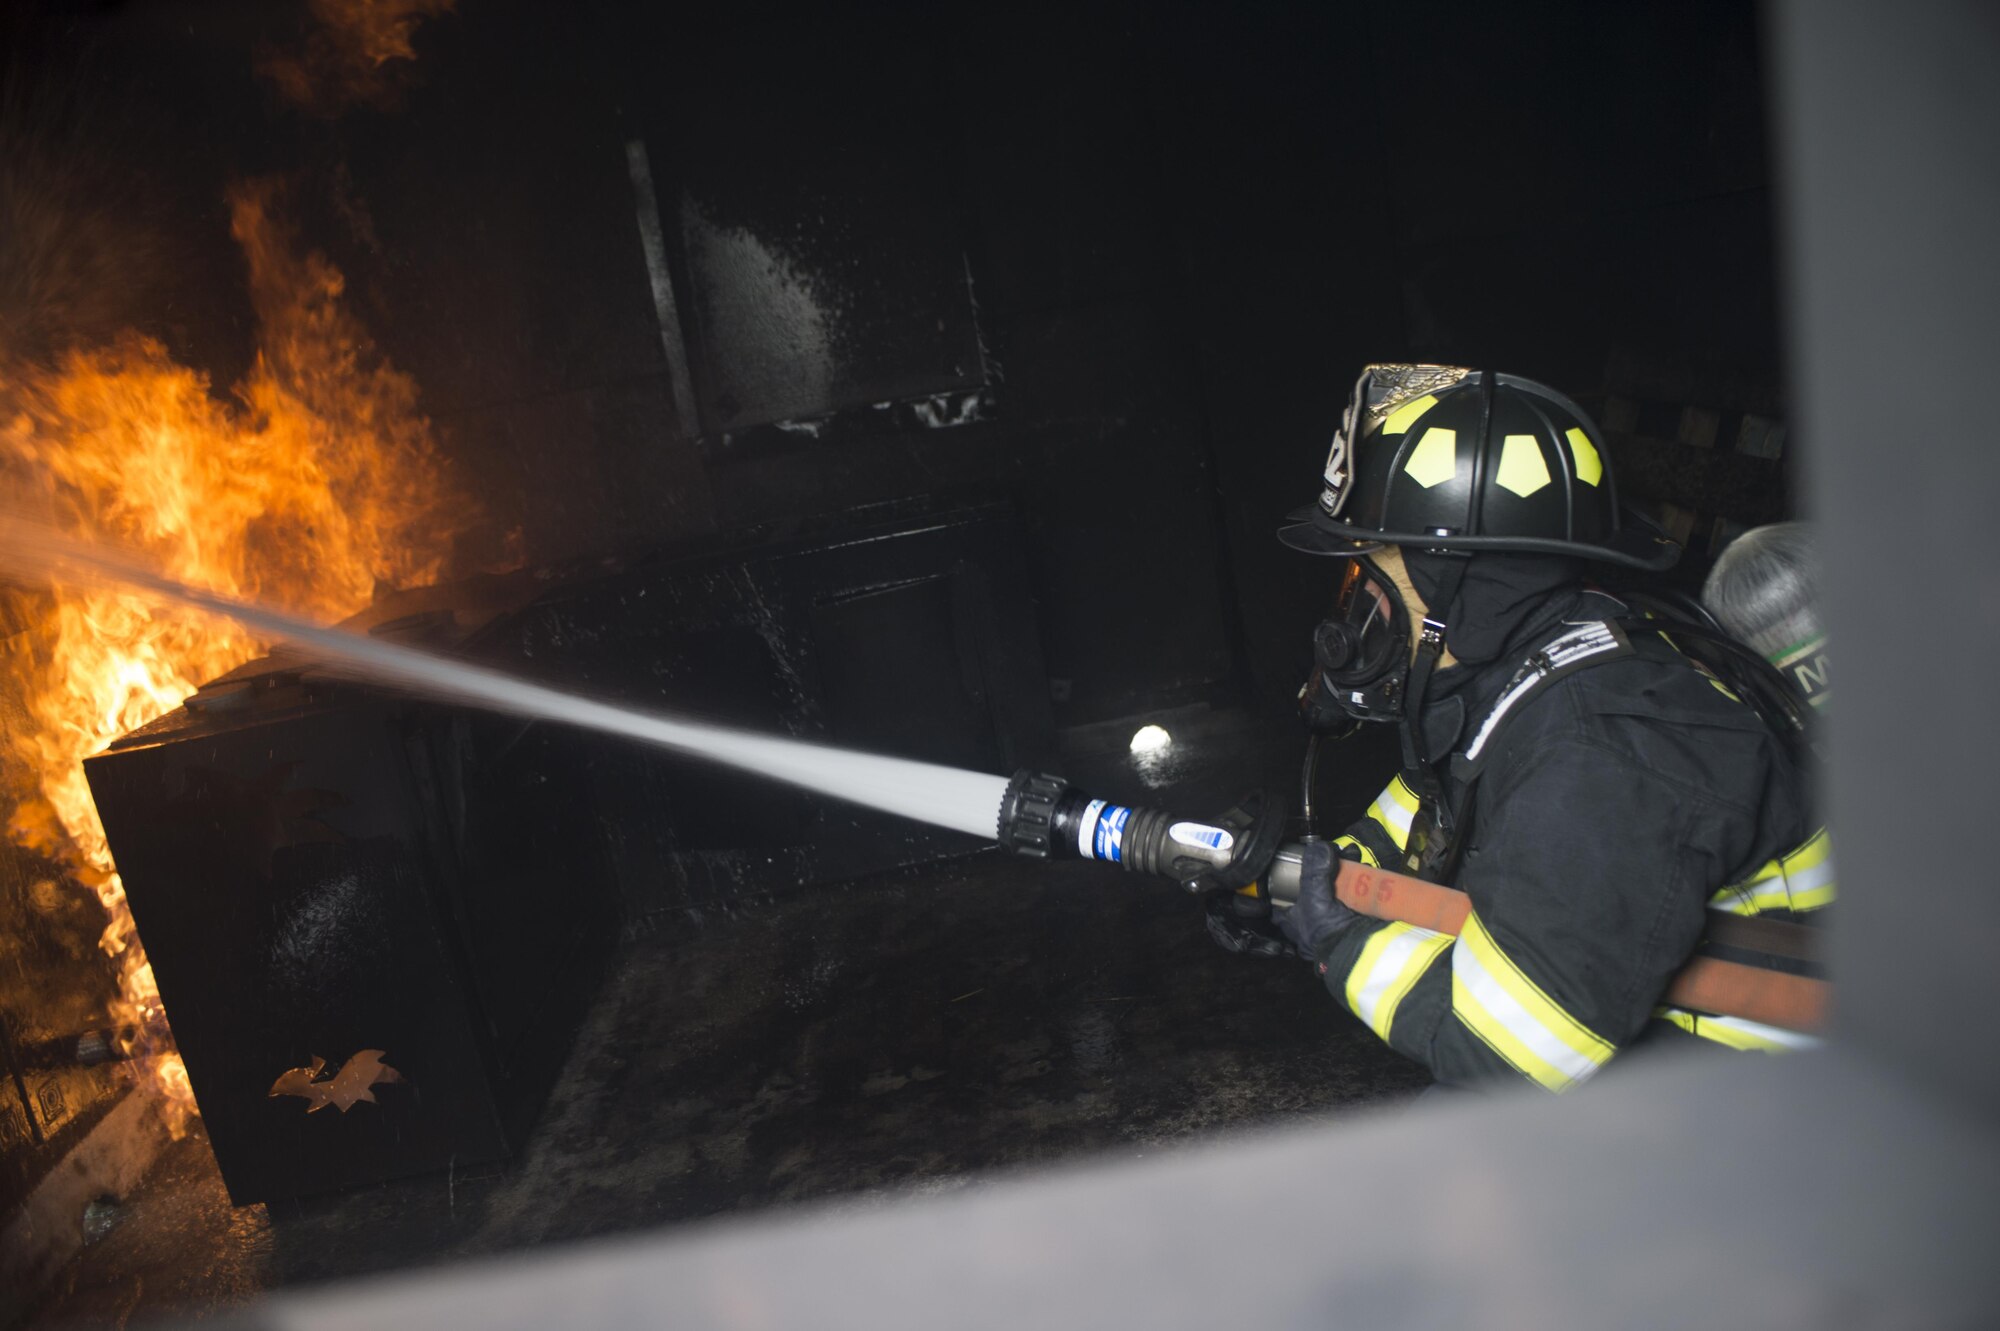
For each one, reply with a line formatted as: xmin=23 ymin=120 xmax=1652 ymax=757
xmin=1408 ymin=615 xmax=1640 ymax=879
xmin=1451 ymin=603 xmax=1812 ymax=787
xmin=1416 ymin=606 xmax=1808 ymax=875
xmin=1453 ymin=618 xmax=1636 ymax=779
xmin=1409 ymin=611 xmax=1824 ymax=977
xmin=1403 ymin=616 xmax=1634 ymax=881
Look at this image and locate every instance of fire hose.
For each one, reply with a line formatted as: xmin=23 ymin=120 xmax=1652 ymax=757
xmin=995 ymin=771 xmax=1828 ymax=1034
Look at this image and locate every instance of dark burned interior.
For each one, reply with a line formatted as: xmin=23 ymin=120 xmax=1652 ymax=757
xmin=0 ymin=1 xmax=1792 ymax=1324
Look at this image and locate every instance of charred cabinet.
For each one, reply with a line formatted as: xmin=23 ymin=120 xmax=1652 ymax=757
xmin=84 ymin=503 xmax=1049 ymax=1201
xmin=84 ymin=674 xmax=619 ymax=1205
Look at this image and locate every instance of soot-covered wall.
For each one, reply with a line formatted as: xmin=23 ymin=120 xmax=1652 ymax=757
xmin=74 ymin=0 xmax=1782 ymax=723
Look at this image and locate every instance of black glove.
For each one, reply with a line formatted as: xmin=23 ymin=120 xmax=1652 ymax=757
xmin=1201 ymin=890 xmax=1294 ymax=959
xmin=1274 ymin=840 xmax=1363 ymax=961
xmin=1190 ymin=790 xmax=1293 ymax=959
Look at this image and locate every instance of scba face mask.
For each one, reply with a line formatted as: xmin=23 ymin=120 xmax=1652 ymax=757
xmin=1303 ymin=556 xmax=1414 ymax=725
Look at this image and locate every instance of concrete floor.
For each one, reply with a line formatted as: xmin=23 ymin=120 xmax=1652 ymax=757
xmin=22 ymin=713 xmax=1429 ymax=1328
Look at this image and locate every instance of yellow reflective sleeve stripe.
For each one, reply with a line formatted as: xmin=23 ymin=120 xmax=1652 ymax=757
xmin=1451 ymin=912 xmax=1615 ymax=1093
xmin=1365 ymin=775 xmax=1420 ymax=851
xmin=1657 ymin=1006 xmax=1822 ymax=1052
xmin=1333 ymin=833 xmax=1378 ymax=869
xmin=1711 ymin=828 xmax=1836 ymax=916
xmin=1343 ymin=922 xmax=1452 ymax=1041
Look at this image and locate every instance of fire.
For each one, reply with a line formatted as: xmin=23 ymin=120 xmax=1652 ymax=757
xmin=0 ymin=180 xmax=464 ymax=1136
xmin=316 ymin=0 xmax=459 ymax=69
xmin=259 ymin=0 xmax=460 ymax=116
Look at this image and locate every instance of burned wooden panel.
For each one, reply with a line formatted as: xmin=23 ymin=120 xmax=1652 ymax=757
xmin=77 ymin=502 xmax=1047 ymax=1200
xmin=84 ymin=681 xmax=620 ymax=1205
xmin=809 ymin=575 xmax=1004 ymax=774
xmin=490 ymin=502 xmax=1055 ymax=918
xmin=0 ymin=830 xmax=130 ymax=1225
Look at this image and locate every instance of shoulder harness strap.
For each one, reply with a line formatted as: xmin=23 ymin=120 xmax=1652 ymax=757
xmin=1452 ymin=618 xmax=1635 ymax=782
xmin=1402 ymin=617 xmax=1635 ymax=881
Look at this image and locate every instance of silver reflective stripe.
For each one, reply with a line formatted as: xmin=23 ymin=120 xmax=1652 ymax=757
xmin=1452 ymin=937 xmax=1604 ymax=1089
xmin=1698 ymin=1015 xmax=1821 ymax=1051
xmin=1351 ymin=925 xmax=1449 ymax=1033
xmin=1370 ymin=785 xmax=1416 ymax=842
xmin=1662 ymin=1007 xmax=1823 ymax=1052
xmin=1462 ymin=621 xmax=1623 ymax=762
xmin=1724 ymin=856 xmax=1835 ymax=912
xmin=1785 ymin=857 xmax=1834 ymax=899
xmin=1462 ymin=674 xmax=1543 ymax=764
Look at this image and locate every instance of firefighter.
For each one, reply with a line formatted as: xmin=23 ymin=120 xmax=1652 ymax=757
xmin=1238 ymin=365 xmax=1826 ymax=1090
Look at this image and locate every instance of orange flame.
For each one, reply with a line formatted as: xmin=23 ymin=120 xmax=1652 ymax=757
xmin=259 ymin=0 xmax=460 ymax=116
xmin=0 ymin=180 xmax=465 ymax=1135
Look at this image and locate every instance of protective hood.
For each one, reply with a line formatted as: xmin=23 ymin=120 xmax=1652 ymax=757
xmin=1403 ymin=550 xmax=1583 ymax=667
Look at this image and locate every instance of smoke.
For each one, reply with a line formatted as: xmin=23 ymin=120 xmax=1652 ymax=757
xmin=0 ymin=32 xmax=186 ymax=365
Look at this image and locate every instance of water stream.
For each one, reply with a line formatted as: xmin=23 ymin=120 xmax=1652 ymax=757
xmin=0 ymin=516 xmax=1013 ymax=841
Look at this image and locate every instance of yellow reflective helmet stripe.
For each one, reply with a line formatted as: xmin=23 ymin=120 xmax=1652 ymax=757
xmin=1566 ymin=426 xmax=1603 ymax=486
xmin=1711 ymin=829 xmax=1836 ymax=916
xmin=1344 ymin=922 xmax=1452 ymax=1041
xmin=1451 ymin=912 xmax=1614 ymax=1092
xmin=1333 ymin=833 xmax=1379 ymax=869
xmin=1366 ymin=775 xmax=1420 ymax=851
xmin=1657 ymin=1006 xmax=1822 ymax=1053
xmin=1379 ymin=393 xmax=1439 ymax=436
xmin=1403 ymin=427 xmax=1459 ymax=489
xmin=1495 ymin=433 xmax=1553 ymax=497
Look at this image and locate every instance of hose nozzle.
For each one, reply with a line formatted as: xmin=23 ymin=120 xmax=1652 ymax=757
xmin=995 ymin=769 xmax=1281 ymax=892
xmin=995 ymin=770 xmax=1071 ymax=858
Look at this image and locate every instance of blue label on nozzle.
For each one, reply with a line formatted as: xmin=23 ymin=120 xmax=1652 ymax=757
xmin=1169 ymin=821 xmax=1234 ymax=854
xmin=1095 ymin=805 xmax=1132 ymax=863
xmin=1077 ymin=800 xmax=1107 ymax=859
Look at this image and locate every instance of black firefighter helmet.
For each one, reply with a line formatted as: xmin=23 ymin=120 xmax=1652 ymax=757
xmin=1277 ymin=364 xmax=1679 ymax=570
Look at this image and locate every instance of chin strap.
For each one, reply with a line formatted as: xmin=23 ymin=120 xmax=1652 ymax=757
xmin=1397 ymin=555 xmax=1468 ymax=838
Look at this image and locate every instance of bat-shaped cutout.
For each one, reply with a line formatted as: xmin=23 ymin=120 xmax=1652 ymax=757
xmin=268 ymin=1049 xmax=405 ymax=1113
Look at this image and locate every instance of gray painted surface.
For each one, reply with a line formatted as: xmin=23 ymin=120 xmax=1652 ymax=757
xmin=1772 ymin=0 xmax=2000 ymax=1113
xmin=223 ymin=1051 xmax=2000 ymax=1330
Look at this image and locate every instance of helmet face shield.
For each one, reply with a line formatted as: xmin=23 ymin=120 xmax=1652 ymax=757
xmin=1308 ymin=556 xmax=1412 ymax=723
